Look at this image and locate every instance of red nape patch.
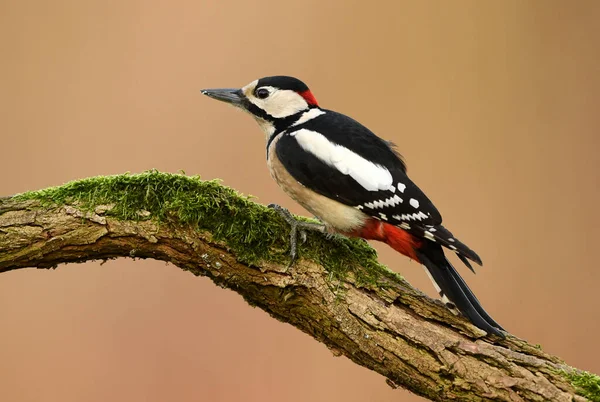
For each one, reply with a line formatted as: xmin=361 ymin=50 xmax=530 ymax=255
xmin=351 ymin=219 xmax=422 ymax=262
xmin=299 ymin=89 xmax=318 ymax=106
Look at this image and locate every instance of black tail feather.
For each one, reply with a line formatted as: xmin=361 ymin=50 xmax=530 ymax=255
xmin=420 ymin=224 xmax=482 ymax=268
xmin=416 ymin=243 xmax=504 ymax=337
xmin=457 ymin=253 xmax=475 ymax=274
xmin=444 ymin=258 xmax=504 ymax=331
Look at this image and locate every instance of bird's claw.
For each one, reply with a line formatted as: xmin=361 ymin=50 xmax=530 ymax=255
xmin=268 ymin=203 xmax=325 ymax=269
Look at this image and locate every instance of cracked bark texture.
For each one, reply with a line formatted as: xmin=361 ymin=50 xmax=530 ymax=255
xmin=0 ymin=196 xmax=591 ymax=402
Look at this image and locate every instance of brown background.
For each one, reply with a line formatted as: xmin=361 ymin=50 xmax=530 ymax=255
xmin=1 ymin=1 xmax=599 ymax=401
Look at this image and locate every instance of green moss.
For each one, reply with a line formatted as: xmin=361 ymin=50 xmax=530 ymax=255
xmin=565 ymin=369 xmax=600 ymax=402
xmin=14 ymin=170 xmax=396 ymax=286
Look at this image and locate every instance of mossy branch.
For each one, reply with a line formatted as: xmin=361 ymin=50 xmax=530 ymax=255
xmin=0 ymin=170 xmax=598 ymax=402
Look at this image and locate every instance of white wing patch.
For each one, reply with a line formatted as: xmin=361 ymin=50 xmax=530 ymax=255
xmin=292 ymin=129 xmax=393 ymax=191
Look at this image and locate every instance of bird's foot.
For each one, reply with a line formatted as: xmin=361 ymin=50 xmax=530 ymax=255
xmin=268 ymin=204 xmax=326 ymax=269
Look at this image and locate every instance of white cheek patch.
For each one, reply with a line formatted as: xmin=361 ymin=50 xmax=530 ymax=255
xmin=247 ymin=88 xmax=309 ymax=118
xmin=292 ymin=129 xmax=393 ymax=191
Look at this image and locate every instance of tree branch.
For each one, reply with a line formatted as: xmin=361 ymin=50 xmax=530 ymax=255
xmin=0 ymin=171 xmax=598 ymax=402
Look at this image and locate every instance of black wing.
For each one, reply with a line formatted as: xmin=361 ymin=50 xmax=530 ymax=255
xmin=276 ymin=110 xmax=482 ymax=265
xmin=277 ymin=110 xmax=442 ymax=226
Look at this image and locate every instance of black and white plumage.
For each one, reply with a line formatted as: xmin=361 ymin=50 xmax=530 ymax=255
xmin=201 ymin=76 xmax=504 ymax=336
xmin=274 ymin=110 xmax=482 ymax=267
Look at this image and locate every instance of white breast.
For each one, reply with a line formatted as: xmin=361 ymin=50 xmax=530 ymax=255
xmin=267 ymin=136 xmax=367 ymax=232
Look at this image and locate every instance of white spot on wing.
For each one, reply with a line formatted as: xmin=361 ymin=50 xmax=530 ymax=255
xmin=371 ymin=194 xmax=403 ymax=209
xmin=397 ymin=183 xmax=406 ymax=192
xmin=424 ymin=231 xmax=435 ymax=241
xmin=409 ymin=198 xmax=419 ymax=209
xmin=448 ymin=238 xmax=455 ymax=242
xmin=379 ymin=213 xmax=387 ymax=220
xmin=293 ymin=129 xmax=393 ymax=191
xmin=392 ymin=212 xmax=427 ymax=222
xmin=398 ymin=222 xmax=410 ymax=230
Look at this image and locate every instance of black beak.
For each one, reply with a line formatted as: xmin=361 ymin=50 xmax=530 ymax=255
xmin=200 ymin=88 xmax=244 ymax=107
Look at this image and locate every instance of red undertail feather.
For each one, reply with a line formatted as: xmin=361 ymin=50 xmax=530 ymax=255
xmin=299 ymin=90 xmax=318 ymax=106
xmin=352 ymin=219 xmax=422 ymax=262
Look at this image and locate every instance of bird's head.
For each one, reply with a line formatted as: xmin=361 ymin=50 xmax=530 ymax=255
xmin=201 ymin=76 xmax=319 ymax=136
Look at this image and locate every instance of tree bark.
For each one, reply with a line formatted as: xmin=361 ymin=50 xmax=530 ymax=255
xmin=0 ymin=176 xmax=597 ymax=402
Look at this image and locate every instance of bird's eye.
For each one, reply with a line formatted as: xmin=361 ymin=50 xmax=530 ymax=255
xmin=256 ymin=88 xmax=270 ymax=99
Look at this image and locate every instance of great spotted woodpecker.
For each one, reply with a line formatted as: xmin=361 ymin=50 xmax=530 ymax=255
xmin=202 ymin=76 xmax=504 ymax=336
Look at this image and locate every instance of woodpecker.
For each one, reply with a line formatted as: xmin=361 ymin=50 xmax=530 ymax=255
xmin=201 ymin=76 xmax=504 ymax=336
